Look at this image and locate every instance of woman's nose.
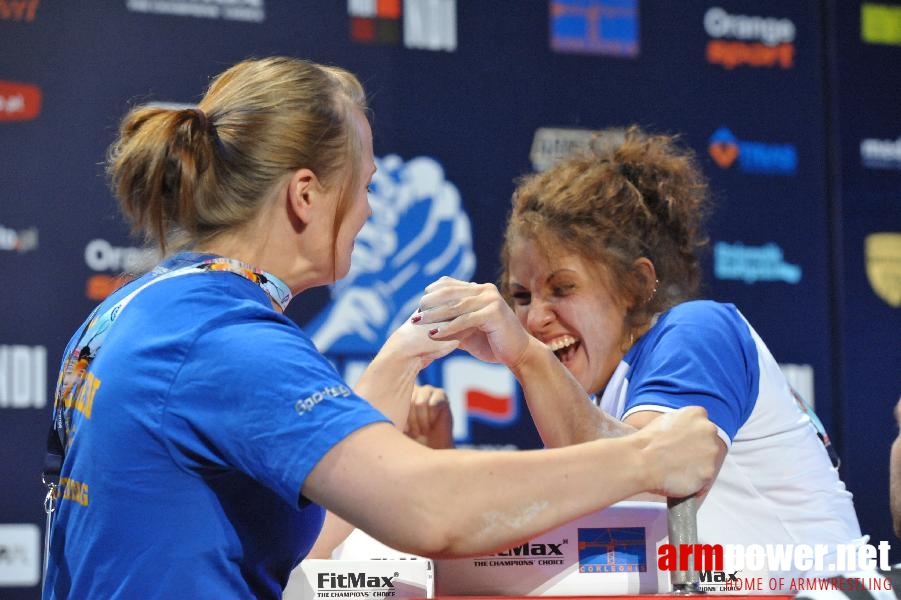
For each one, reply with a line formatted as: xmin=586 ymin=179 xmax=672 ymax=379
xmin=525 ymin=297 xmax=555 ymax=333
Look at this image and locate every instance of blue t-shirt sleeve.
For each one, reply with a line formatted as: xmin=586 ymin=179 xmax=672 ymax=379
xmin=162 ymin=312 xmax=390 ymax=508
xmin=624 ymin=302 xmax=759 ymax=443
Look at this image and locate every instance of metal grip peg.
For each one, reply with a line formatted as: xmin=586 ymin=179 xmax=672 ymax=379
xmin=667 ymin=495 xmax=703 ymax=594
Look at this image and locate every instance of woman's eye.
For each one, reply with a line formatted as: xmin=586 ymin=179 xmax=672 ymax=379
xmin=553 ymin=284 xmax=575 ymax=296
xmin=366 ymin=185 xmax=374 ymax=193
xmin=511 ymin=292 xmax=531 ymax=305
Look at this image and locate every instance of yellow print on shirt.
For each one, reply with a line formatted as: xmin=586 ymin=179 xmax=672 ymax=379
xmin=56 ymin=477 xmax=89 ymax=506
xmin=62 ymin=368 xmax=101 ymax=419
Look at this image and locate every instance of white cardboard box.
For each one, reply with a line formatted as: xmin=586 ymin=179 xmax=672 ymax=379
xmin=312 ymin=500 xmax=670 ymax=597
xmin=284 ymin=558 xmax=434 ymax=600
xmin=434 ymin=501 xmax=671 ymax=596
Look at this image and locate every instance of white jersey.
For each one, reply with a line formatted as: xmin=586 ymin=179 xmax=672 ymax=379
xmin=598 ymin=301 xmax=863 ymax=580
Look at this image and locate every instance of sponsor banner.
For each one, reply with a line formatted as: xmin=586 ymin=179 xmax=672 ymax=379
xmin=861 ymin=3 xmax=901 ymax=46
xmin=0 ymin=345 xmax=47 ymax=409
xmin=0 ymin=224 xmax=38 ymax=253
xmin=529 ymin=127 xmax=597 ymax=172
xmin=308 ymin=153 xmax=475 ymax=355
xmin=348 ymin=0 xmax=456 ymax=51
xmin=0 ymin=81 xmax=42 ymax=122
xmin=861 ymin=136 xmax=901 ymax=170
xmin=441 ymin=357 xmax=516 ymax=441
xmin=125 ymin=0 xmax=265 ymax=23
xmin=334 ymin=355 xmax=520 ymax=447
xmin=83 ymin=239 xmax=152 ymax=300
xmin=713 ymin=241 xmax=802 ymax=284
xmin=0 ymin=0 xmax=39 ymax=22
xmin=708 ymin=127 xmax=798 ymax=175
xmin=704 ymin=6 xmax=796 ymax=70
xmin=0 ymin=524 xmax=40 ymax=587
xmin=549 ymin=0 xmax=639 ymax=58
xmin=865 ymin=232 xmax=901 ymax=308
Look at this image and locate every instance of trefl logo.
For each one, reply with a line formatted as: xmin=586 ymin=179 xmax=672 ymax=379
xmin=0 ymin=81 xmax=42 ymax=121
xmin=708 ymin=127 xmax=797 ymax=175
xmin=0 ymin=0 xmax=39 ymax=22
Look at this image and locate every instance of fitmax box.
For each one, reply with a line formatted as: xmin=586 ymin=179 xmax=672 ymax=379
xmin=312 ymin=500 xmax=671 ymax=596
xmin=284 ymin=558 xmax=434 ymax=600
xmin=434 ymin=500 xmax=671 ymax=596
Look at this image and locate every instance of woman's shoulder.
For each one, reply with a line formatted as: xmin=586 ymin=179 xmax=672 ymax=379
xmin=661 ymin=299 xmax=743 ymax=326
xmin=649 ymin=300 xmax=755 ymax=353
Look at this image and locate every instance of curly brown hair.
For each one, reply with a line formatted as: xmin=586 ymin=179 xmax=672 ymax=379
xmin=501 ymin=125 xmax=711 ymax=337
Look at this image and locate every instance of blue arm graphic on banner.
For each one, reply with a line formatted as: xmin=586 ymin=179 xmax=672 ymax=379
xmin=307 ymin=154 xmax=476 ymax=354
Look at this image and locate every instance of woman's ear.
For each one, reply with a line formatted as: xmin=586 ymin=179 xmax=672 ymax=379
xmin=287 ymin=168 xmax=320 ymax=226
xmin=632 ymin=257 xmax=658 ymax=304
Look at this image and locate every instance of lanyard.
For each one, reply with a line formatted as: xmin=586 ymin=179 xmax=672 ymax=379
xmin=51 ymin=256 xmax=291 ymax=453
xmin=43 ymin=257 xmax=293 ymax=532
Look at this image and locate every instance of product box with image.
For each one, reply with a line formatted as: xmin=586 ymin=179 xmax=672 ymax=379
xmin=284 ymin=557 xmax=434 ymax=600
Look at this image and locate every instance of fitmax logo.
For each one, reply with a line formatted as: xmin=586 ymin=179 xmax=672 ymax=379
xmin=495 ymin=541 xmax=566 ymax=557
xmin=317 ymin=572 xmax=396 ymax=589
xmin=701 ymin=569 xmax=743 ymax=584
xmin=708 ymin=127 xmax=797 ymax=175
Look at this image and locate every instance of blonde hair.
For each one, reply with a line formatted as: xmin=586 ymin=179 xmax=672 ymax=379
xmin=501 ymin=126 xmax=711 ymax=335
xmin=107 ymin=56 xmax=368 ymax=255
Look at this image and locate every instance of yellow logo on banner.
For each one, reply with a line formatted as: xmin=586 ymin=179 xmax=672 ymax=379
xmin=865 ymin=232 xmax=901 ymax=307
xmin=861 ymin=3 xmax=901 ymax=46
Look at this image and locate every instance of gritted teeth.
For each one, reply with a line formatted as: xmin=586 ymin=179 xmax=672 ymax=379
xmin=546 ymin=335 xmax=578 ymax=352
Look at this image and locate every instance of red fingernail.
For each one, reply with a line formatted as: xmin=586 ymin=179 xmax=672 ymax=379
xmin=411 ymin=314 xmax=422 ymax=323
xmin=429 ymin=328 xmax=439 ymax=336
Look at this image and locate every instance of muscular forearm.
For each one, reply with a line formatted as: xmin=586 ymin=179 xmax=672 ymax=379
xmin=403 ymin=442 xmax=647 ymax=557
xmin=306 ymin=407 xmax=718 ymax=559
xmin=305 ymin=423 xmax=645 ymax=558
xmin=319 ymin=344 xmax=421 ymax=559
xmin=511 ymin=337 xmax=634 ymax=446
xmin=353 ymin=349 xmax=419 ymax=428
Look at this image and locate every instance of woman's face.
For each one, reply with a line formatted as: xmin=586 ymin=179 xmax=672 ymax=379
xmin=506 ymin=236 xmax=630 ymax=396
xmin=333 ymin=109 xmax=376 ymax=280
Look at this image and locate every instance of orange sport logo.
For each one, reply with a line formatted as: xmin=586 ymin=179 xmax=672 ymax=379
xmin=0 ymin=81 xmax=42 ymax=121
xmin=0 ymin=0 xmax=39 ymax=22
xmin=704 ymin=6 xmax=795 ymax=70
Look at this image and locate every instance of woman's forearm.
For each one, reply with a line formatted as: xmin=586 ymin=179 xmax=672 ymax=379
xmin=304 ymin=407 xmax=717 ymax=559
xmin=511 ymin=337 xmax=635 ymax=446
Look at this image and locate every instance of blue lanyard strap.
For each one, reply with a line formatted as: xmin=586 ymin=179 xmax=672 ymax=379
xmin=49 ymin=257 xmax=292 ymax=458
